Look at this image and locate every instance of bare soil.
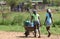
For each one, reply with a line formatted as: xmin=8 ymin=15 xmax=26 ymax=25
xmin=0 ymin=31 xmax=60 ymax=39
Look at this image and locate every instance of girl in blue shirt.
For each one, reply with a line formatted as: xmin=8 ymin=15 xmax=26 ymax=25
xmin=45 ymin=9 xmax=53 ymax=37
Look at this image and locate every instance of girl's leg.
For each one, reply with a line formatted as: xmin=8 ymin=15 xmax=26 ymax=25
xmin=37 ymin=27 xmax=40 ymax=38
xmin=34 ymin=25 xmax=36 ymax=37
xmin=46 ymin=26 xmax=51 ymax=37
xmin=37 ymin=24 xmax=40 ymax=38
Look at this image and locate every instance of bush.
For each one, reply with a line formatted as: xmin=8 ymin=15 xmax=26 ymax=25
xmin=0 ymin=12 xmax=30 ymax=25
xmin=11 ymin=14 xmax=24 ymax=25
xmin=1 ymin=19 xmax=13 ymax=25
xmin=0 ymin=13 xmax=13 ymax=25
xmin=54 ymin=21 xmax=60 ymax=25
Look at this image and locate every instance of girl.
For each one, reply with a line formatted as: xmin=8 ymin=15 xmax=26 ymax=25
xmin=31 ymin=10 xmax=41 ymax=38
xmin=45 ymin=9 xmax=53 ymax=37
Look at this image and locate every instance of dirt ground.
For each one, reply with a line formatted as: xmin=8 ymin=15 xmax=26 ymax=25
xmin=0 ymin=31 xmax=60 ymax=39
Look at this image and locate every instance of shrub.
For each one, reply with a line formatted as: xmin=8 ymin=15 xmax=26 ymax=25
xmin=54 ymin=21 xmax=60 ymax=25
xmin=11 ymin=14 xmax=24 ymax=25
xmin=0 ymin=13 xmax=13 ymax=25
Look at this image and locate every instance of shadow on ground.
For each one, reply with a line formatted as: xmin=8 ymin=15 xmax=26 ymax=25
xmin=16 ymin=36 xmax=36 ymax=38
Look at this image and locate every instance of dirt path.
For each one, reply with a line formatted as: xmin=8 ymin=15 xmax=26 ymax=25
xmin=0 ymin=31 xmax=60 ymax=39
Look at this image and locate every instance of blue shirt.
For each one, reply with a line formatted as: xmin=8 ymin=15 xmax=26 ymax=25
xmin=46 ymin=13 xmax=52 ymax=23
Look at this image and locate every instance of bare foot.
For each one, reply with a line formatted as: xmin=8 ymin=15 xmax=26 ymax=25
xmin=48 ymin=33 xmax=51 ymax=37
xmin=38 ymin=36 xmax=41 ymax=38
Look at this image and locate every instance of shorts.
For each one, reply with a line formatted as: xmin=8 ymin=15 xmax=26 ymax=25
xmin=46 ymin=21 xmax=52 ymax=27
xmin=33 ymin=21 xmax=40 ymax=26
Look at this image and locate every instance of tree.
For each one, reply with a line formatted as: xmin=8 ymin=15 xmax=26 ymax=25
xmin=5 ymin=0 xmax=25 ymax=6
xmin=43 ymin=0 xmax=48 ymax=4
xmin=5 ymin=0 xmax=25 ymax=11
xmin=54 ymin=0 xmax=60 ymax=6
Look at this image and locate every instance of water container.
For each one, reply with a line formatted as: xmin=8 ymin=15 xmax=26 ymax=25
xmin=31 ymin=22 xmax=34 ymax=27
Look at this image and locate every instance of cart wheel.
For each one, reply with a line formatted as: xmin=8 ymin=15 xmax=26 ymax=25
xmin=24 ymin=31 xmax=29 ymax=37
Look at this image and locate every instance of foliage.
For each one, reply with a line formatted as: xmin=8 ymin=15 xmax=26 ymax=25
xmin=53 ymin=0 xmax=60 ymax=6
xmin=0 ymin=11 xmax=60 ymax=26
xmin=11 ymin=14 xmax=24 ymax=25
xmin=54 ymin=21 xmax=60 ymax=25
xmin=5 ymin=0 xmax=25 ymax=6
xmin=43 ymin=0 xmax=60 ymax=6
xmin=26 ymin=1 xmax=33 ymax=9
xmin=43 ymin=0 xmax=48 ymax=4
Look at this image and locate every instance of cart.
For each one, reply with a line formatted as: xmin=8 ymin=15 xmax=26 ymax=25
xmin=24 ymin=21 xmax=35 ymax=37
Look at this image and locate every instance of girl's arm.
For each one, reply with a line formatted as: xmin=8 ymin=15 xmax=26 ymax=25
xmin=31 ymin=16 xmax=33 ymax=22
xmin=38 ymin=16 xmax=41 ymax=26
xmin=51 ymin=16 xmax=53 ymax=23
xmin=50 ymin=13 xmax=53 ymax=23
xmin=44 ymin=16 xmax=47 ymax=24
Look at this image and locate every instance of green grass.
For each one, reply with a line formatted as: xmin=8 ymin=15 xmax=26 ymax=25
xmin=0 ymin=12 xmax=60 ymax=35
xmin=0 ymin=25 xmax=60 ymax=35
xmin=0 ymin=25 xmax=25 ymax=32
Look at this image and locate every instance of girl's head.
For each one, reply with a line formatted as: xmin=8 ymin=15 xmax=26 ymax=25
xmin=33 ymin=10 xmax=37 ymax=15
xmin=47 ymin=9 xmax=51 ymax=13
xmin=47 ymin=9 xmax=52 ymax=18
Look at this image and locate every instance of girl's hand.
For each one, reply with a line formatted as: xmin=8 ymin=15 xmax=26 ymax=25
xmin=40 ymin=24 xmax=42 ymax=27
